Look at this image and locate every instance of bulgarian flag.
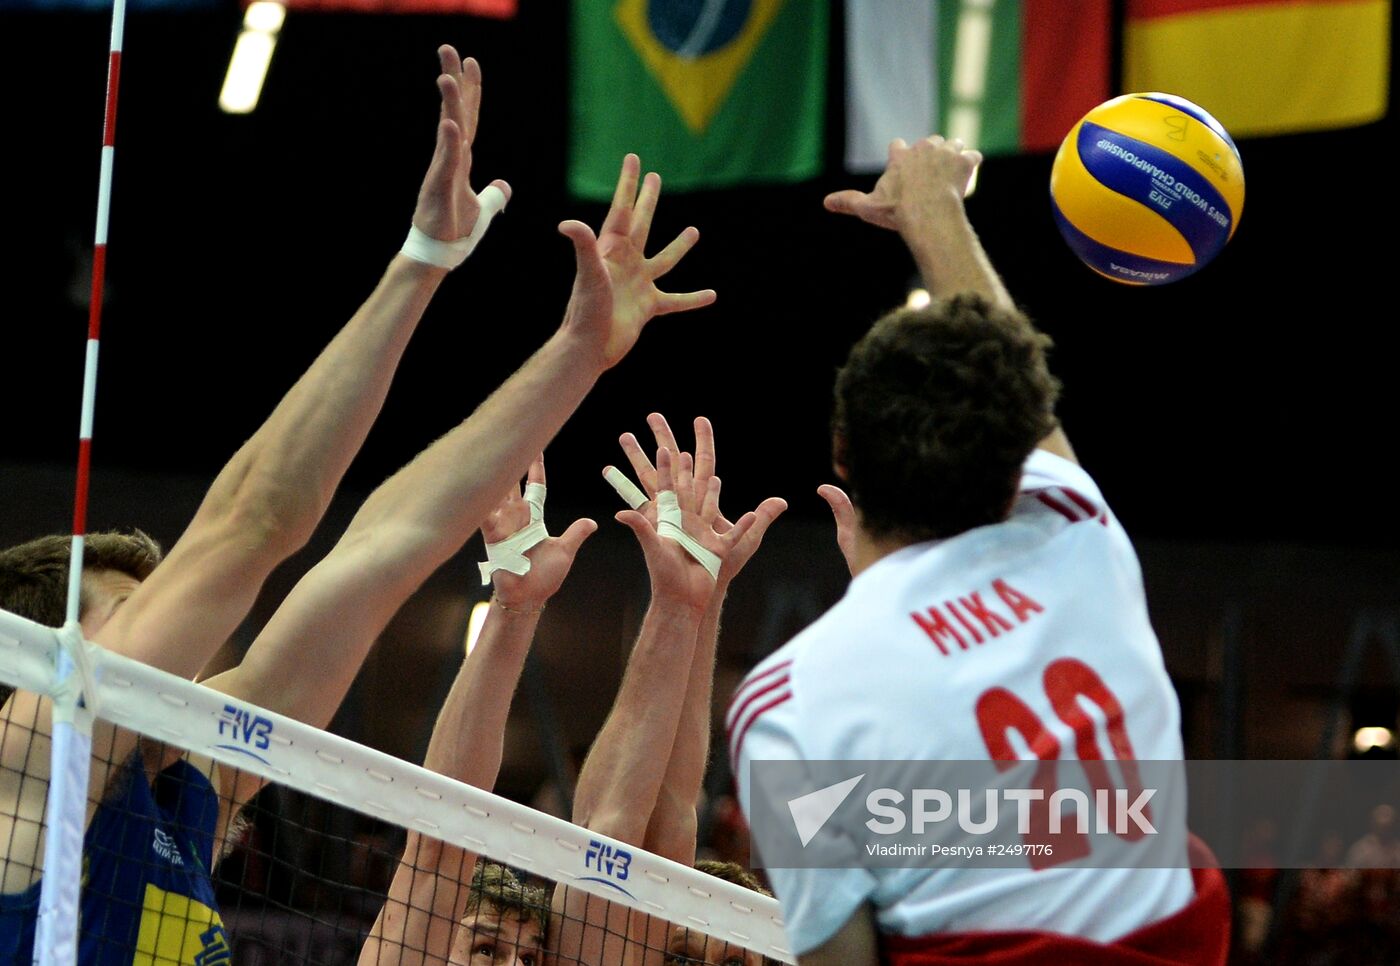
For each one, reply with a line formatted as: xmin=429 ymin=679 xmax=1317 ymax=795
xmin=844 ymin=0 xmax=1112 ymax=172
xmin=1124 ymin=0 xmax=1389 ymax=137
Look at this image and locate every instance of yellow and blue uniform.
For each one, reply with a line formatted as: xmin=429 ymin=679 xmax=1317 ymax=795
xmin=0 ymin=752 xmax=231 ymax=964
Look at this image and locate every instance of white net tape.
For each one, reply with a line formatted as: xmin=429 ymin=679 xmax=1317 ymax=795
xmin=0 ymin=606 xmax=794 ymax=964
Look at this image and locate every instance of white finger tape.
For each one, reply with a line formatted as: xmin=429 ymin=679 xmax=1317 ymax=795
xmin=656 ymin=490 xmax=720 ymax=581
xmin=604 ymin=466 xmax=649 ymax=510
xmin=401 ymin=183 xmax=509 ymax=270
xmin=479 ymin=480 xmax=549 ymax=585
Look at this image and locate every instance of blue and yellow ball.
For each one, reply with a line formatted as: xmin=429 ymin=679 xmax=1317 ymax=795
xmin=1050 ymin=93 xmax=1244 ymax=285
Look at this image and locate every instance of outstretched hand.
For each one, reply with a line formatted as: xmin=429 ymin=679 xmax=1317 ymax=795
xmin=824 ymin=135 xmax=981 ymax=235
xmin=612 ymin=443 xmax=757 ymax=612
xmin=559 ymin=156 xmax=717 ymax=370
xmin=482 ymin=456 xmax=595 ymax=611
xmin=413 ymin=45 xmax=511 ymax=244
xmin=613 ymin=413 xmax=787 ymax=591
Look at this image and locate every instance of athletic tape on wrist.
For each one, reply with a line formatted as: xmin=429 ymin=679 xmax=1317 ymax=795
xmin=604 ymin=466 xmax=649 ymax=510
xmin=656 ymin=490 xmax=721 ymax=580
xmin=479 ymin=481 xmax=548 ymax=585
xmin=401 ymin=184 xmax=508 ymax=269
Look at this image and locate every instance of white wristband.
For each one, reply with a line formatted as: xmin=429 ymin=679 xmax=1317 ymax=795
xmin=479 ymin=481 xmax=549 ymax=585
xmin=656 ymin=490 xmax=721 ymax=581
xmin=401 ymin=183 xmax=508 ymax=270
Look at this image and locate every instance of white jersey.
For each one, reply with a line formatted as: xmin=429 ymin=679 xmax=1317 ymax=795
xmin=729 ymin=450 xmax=1194 ymax=956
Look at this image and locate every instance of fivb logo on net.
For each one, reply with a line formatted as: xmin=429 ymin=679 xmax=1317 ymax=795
xmin=216 ymin=703 xmax=274 ymax=766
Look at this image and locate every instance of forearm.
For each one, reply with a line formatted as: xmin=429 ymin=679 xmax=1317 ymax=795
xmin=572 ymin=596 xmax=703 ymax=843
xmin=343 ymin=329 xmax=603 ymax=574
xmin=95 ymin=258 xmax=446 ymax=680
xmin=642 ymin=587 xmax=726 ymax=861
xmin=902 ymin=193 xmax=1076 ymax=460
xmin=902 ymin=191 xmax=1014 ymax=311
xmin=422 ymin=603 xmax=539 ymax=787
xmin=356 ymin=606 xmax=536 ymax=965
xmin=361 ymin=832 xmax=473 ymax=966
xmin=221 ymin=330 xmax=605 ymax=730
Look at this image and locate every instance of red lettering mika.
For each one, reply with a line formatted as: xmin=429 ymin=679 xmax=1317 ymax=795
xmin=911 ymin=606 xmax=968 ymax=656
xmin=944 ymin=599 xmax=985 ymax=644
xmin=957 ymin=592 xmax=1015 ymax=637
xmin=992 ymin=579 xmax=1045 ymax=623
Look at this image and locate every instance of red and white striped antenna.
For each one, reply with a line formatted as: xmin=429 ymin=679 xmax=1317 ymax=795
xmin=64 ymin=0 xmax=127 ymax=624
xmin=35 ymin=1 xmax=129 ymax=959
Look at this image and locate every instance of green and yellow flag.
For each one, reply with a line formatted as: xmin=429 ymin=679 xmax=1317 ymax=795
xmin=569 ymin=0 xmax=828 ymax=199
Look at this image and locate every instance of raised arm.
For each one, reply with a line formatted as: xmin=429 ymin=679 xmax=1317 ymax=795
xmin=94 ymin=46 xmax=510 ymax=679
xmin=199 ymin=146 xmax=712 ymax=875
xmin=823 ymin=134 xmax=1074 ymax=463
xmin=361 ymin=458 xmax=593 ymax=966
xmin=0 ymin=45 xmax=511 ymax=894
xmin=553 ymin=443 xmax=761 ymax=966
xmin=569 ymin=446 xmax=739 ymax=838
xmin=207 ymin=143 xmax=712 ymax=742
xmin=614 ymin=415 xmax=786 ymax=863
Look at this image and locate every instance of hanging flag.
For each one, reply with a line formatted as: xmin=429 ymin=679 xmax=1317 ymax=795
xmin=569 ymin=0 xmax=828 ymax=199
xmin=281 ymin=0 xmax=514 ymax=12
xmin=844 ymin=0 xmax=1111 ymax=173
xmin=0 ymin=0 xmax=219 ymax=8
xmin=1124 ymin=0 xmax=1388 ymax=138
xmin=1 ymin=0 xmax=510 ymax=7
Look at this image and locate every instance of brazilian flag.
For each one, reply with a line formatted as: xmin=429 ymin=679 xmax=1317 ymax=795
xmin=570 ymin=0 xmax=828 ymax=199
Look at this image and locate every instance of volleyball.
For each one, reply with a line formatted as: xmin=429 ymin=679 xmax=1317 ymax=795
xmin=1050 ymin=93 xmax=1244 ymax=285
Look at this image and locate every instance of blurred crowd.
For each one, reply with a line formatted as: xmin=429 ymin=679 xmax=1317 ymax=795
xmin=1236 ymin=806 xmax=1400 ymax=965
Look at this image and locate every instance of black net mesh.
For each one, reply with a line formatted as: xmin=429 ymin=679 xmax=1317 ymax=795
xmin=0 ymin=686 xmax=776 ymax=966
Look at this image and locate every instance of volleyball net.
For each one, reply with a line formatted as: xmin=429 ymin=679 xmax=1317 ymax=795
xmin=0 ymin=606 xmax=791 ymax=965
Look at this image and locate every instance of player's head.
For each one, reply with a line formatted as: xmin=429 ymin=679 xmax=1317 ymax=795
xmin=450 ymin=862 xmax=548 ymax=966
xmin=832 ymin=294 xmax=1060 ymax=543
xmin=664 ymin=860 xmax=774 ymax=966
xmin=0 ymin=530 xmax=161 ymax=711
xmin=0 ymin=531 xmax=162 ymax=635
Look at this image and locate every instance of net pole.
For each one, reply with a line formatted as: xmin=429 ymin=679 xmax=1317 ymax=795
xmin=34 ymin=0 xmax=128 ymax=959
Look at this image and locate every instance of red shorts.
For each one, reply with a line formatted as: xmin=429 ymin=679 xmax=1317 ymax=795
xmin=881 ymin=843 xmax=1230 ymax=965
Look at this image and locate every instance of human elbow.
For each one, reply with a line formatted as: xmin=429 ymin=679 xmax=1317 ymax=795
xmin=223 ymin=483 xmax=320 ymax=559
xmin=646 ymin=788 xmax=699 ymax=861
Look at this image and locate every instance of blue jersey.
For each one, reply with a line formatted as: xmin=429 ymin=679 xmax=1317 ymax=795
xmin=0 ymin=751 xmax=231 ymax=964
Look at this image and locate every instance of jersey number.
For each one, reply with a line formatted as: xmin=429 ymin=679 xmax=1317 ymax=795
xmin=974 ymin=658 xmax=1149 ymax=870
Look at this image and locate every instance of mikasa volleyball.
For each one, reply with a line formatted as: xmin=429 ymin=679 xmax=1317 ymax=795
xmin=1050 ymin=93 xmax=1245 ymax=285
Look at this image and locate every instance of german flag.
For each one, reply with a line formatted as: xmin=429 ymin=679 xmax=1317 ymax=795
xmin=1124 ymin=0 xmax=1389 ymax=137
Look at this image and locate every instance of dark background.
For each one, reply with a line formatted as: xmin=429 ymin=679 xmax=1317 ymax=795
xmin=2 ymin=5 xmax=1399 ymax=961
xmin=3 ymin=0 xmax=1399 ymax=782
xmin=0 ymin=1 xmax=1395 ymax=549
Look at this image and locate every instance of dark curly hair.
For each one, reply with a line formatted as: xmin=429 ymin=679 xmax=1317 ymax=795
xmin=832 ymin=294 xmax=1060 ymax=543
